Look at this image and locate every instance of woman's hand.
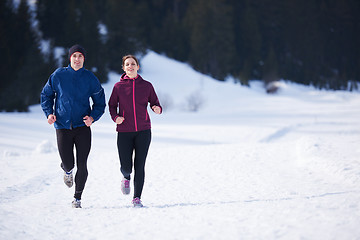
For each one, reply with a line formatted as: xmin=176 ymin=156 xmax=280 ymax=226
xmin=152 ymin=106 xmax=161 ymax=114
xmin=116 ymin=116 xmax=125 ymax=124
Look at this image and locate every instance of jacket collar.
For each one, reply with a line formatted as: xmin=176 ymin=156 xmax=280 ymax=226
xmin=68 ymin=64 xmax=84 ymax=73
xmin=120 ymin=73 xmax=141 ymax=81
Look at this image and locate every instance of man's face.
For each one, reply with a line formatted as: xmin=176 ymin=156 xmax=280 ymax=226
xmin=70 ymin=52 xmax=84 ymax=71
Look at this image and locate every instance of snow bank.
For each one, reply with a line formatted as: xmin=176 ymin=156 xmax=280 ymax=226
xmin=1 ymin=51 xmax=360 ymax=239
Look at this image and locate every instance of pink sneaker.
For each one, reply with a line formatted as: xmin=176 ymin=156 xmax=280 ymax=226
xmin=121 ymin=178 xmax=130 ymax=195
xmin=132 ymin=197 xmax=143 ymax=207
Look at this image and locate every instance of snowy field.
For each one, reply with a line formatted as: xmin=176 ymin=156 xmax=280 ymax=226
xmin=1 ymin=51 xmax=360 ymax=239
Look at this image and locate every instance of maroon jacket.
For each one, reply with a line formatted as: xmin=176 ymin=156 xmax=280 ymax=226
xmin=108 ymin=73 xmax=162 ymax=132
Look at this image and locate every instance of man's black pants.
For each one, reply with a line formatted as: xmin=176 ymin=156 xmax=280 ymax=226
xmin=56 ymin=126 xmax=91 ymax=200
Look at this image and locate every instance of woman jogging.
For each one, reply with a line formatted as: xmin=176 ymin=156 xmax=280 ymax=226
xmin=41 ymin=44 xmax=106 ymax=208
xmin=108 ymin=55 xmax=162 ymax=207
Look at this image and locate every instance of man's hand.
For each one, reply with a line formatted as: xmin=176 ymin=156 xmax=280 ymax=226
xmin=83 ymin=116 xmax=94 ymax=127
xmin=47 ymin=114 xmax=56 ymax=125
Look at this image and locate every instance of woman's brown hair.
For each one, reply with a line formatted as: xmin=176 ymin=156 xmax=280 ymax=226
xmin=122 ymin=55 xmax=139 ymax=67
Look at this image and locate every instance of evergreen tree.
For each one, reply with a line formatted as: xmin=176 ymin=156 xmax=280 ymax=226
xmin=2 ymin=0 xmax=360 ymax=111
xmin=327 ymin=0 xmax=360 ymax=89
xmin=0 ymin=0 xmax=54 ymax=111
xmin=36 ymin=0 xmax=69 ymax=46
xmin=0 ymin=0 xmax=16 ymax=92
xmin=147 ymin=0 xmax=190 ymax=62
xmin=37 ymin=0 xmax=108 ymax=82
xmin=104 ymin=0 xmax=149 ymax=72
xmin=262 ymin=45 xmax=278 ymax=84
xmin=236 ymin=0 xmax=262 ymax=82
xmin=185 ymin=0 xmax=236 ymax=80
xmin=75 ymin=0 xmax=108 ymax=83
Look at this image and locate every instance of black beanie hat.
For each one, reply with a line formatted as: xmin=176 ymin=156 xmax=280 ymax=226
xmin=68 ymin=44 xmax=86 ymax=61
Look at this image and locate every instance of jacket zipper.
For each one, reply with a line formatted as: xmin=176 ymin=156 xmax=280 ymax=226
xmin=132 ymin=80 xmax=138 ymax=131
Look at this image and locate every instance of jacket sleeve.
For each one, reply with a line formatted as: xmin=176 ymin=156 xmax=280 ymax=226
xmin=108 ymin=85 xmax=120 ymax=122
xmin=40 ymin=75 xmax=56 ymax=118
xmin=90 ymin=79 xmax=106 ymax=122
xmin=149 ymin=84 xmax=162 ymax=114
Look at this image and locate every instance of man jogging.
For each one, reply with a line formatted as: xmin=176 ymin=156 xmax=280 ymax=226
xmin=41 ymin=44 xmax=106 ymax=208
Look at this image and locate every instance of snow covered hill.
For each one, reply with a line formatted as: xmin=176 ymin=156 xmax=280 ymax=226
xmin=1 ymin=51 xmax=360 ymax=239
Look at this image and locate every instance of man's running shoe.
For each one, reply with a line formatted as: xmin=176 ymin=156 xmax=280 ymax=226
xmin=63 ymin=170 xmax=73 ymax=188
xmin=61 ymin=163 xmax=73 ymax=188
xmin=72 ymin=198 xmax=81 ymax=208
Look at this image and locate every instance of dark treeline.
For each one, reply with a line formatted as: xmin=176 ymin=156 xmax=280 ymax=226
xmin=1 ymin=0 xmax=359 ymax=111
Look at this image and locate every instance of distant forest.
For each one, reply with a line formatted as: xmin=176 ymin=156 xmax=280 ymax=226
xmin=1 ymin=0 xmax=359 ymax=111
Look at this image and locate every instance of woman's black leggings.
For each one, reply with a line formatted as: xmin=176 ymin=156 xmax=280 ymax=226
xmin=117 ymin=129 xmax=151 ymax=199
xmin=56 ymin=126 xmax=91 ymax=200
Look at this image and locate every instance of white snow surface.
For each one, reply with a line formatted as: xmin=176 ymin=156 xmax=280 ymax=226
xmin=1 ymin=51 xmax=360 ymax=239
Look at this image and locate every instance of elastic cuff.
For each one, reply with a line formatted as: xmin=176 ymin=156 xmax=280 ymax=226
xmin=74 ymin=190 xmax=83 ymax=200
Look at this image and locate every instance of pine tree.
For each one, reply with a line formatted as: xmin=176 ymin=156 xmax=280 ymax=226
xmin=0 ymin=0 xmax=16 ymax=93
xmin=75 ymin=0 xmax=108 ymax=82
xmin=0 ymin=0 xmax=54 ymax=111
xmin=262 ymin=45 xmax=278 ymax=84
xmin=236 ymin=0 xmax=262 ymax=82
xmin=104 ymin=0 xmax=148 ymax=72
xmin=37 ymin=0 xmax=108 ymax=82
xmin=147 ymin=0 xmax=190 ymax=62
xmin=36 ymin=0 xmax=69 ymax=46
xmin=185 ymin=0 xmax=236 ymax=80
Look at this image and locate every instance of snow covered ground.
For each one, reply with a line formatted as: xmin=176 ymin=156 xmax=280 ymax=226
xmin=1 ymin=51 xmax=360 ymax=239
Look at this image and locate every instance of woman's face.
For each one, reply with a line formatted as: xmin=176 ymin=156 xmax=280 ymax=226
xmin=70 ymin=52 xmax=84 ymax=71
xmin=123 ymin=57 xmax=139 ymax=78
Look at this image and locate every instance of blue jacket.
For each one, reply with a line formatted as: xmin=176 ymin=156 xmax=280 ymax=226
xmin=41 ymin=65 xmax=106 ymax=129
